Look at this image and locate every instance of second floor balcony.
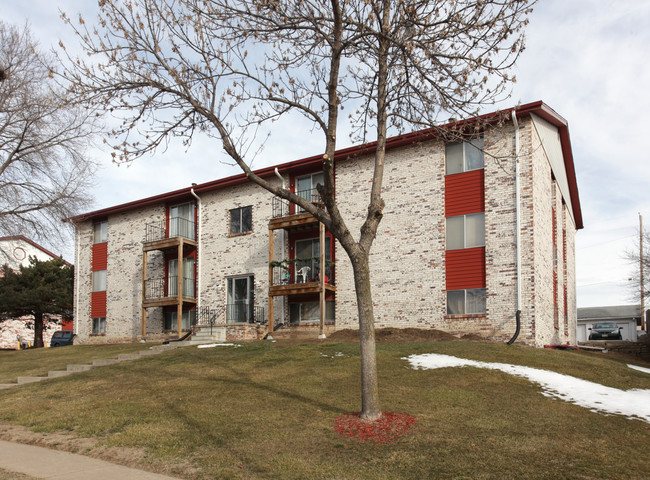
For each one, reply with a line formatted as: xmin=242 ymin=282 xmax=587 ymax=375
xmin=143 ymin=276 xmax=196 ymax=307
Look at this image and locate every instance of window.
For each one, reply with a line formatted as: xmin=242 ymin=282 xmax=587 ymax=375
xmin=170 ymin=202 xmax=195 ymax=240
xmin=92 ymin=317 xmax=106 ymax=334
xmin=446 ymin=213 xmax=485 ymax=250
xmin=93 ymin=221 xmax=108 ymax=244
xmin=226 ymin=275 xmax=254 ymax=323
xmin=447 ymin=289 xmax=486 ymax=315
xmin=92 ymin=270 xmax=107 ymax=292
xmin=290 ymin=300 xmax=335 ymax=325
xmin=445 ymin=138 xmax=484 ymax=175
xmin=294 ymin=237 xmax=332 ymax=283
xmin=167 ymin=258 xmax=195 ymax=298
xmin=229 ymin=206 xmax=252 ymax=235
xmin=164 ymin=310 xmax=196 ymax=330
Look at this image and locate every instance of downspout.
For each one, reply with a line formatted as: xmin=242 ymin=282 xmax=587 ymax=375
xmin=508 ymin=110 xmax=522 ymax=345
xmin=74 ymin=224 xmax=80 ymax=336
xmin=274 ymin=168 xmax=286 ymax=328
xmin=190 ymin=187 xmax=201 ymax=317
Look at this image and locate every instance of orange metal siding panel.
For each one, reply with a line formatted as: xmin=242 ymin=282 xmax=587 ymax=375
xmin=445 ymin=247 xmax=486 ymax=290
xmin=92 ymin=243 xmax=108 ymax=271
xmin=445 ymin=169 xmax=485 ymax=217
xmin=91 ymin=291 xmax=107 ymax=318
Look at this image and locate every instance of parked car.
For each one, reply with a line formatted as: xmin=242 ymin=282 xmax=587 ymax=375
xmin=50 ymin=331 xmax=75 ymax=347
xmin=588 ymin=322 xmax=622 ymax=341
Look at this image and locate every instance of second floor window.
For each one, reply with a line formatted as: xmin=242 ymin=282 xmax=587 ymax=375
xmin=92 ymin=270 xmax=107 ymax=292
xmin=93 ymin=221 xmax=108 ymax=244
xmin=446 ymin=213 xmax=485 ymax=250
xmin=445 ymin=138 xmax=484 ymax=175
xmin=230 ymin=206 xmax=252 ymax=235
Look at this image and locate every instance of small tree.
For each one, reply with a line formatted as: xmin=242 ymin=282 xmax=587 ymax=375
xmin=62 ymin=0 xmax=534 ymax=419
xmin=0 ymin=21 xmax=97 ymax=257
xmin=0 ymin=257 xmax=74 ymax=348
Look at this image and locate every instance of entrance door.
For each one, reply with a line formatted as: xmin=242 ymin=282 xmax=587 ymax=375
xmin=227 ymin=275 xmax=254 ymax=323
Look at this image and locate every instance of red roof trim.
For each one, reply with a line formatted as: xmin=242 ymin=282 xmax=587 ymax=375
xmin=67 ymin=101 xmax=582 ymax=229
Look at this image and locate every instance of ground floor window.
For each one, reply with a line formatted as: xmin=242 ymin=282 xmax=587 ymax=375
xmin=290 ymin=300 xmax=335 ymax=325
xmin=164 ymin=310 xmax=196 ymax=330
xmin=447 ymin=288 xmax=486 ymax=315
xmin=92 ymin=317 xmax=106 ymax=334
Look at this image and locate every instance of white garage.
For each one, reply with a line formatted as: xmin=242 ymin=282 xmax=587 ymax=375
xmin=577 ymin=305 xmax=644 ymax=343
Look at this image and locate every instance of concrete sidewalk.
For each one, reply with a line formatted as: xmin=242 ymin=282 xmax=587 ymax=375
xmin=0 ymin=440 xmax=183 ymax=480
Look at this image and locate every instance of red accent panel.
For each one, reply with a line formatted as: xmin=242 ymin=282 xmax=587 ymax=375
xmin=91 ymin=291 xmax=107 ymax=318
xmin=445 ymin=169 xmax=485 ymax=217
xmin=60 ymin=318 xmax=73 ymax=331
xmin=92 ymin=243 xmax=107 ymax=271
xmin=445 ymin=247 xmax=486 ymax=290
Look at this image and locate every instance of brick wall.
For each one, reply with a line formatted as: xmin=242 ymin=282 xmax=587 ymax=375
xmin=72 ymin=114 xmax=579 ymax=346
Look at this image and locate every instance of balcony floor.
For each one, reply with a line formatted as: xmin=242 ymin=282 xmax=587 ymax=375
xmin=269 ymin=282 xmax=336 ymax=297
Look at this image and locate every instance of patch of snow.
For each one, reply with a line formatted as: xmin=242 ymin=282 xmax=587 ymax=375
xmin=320 ymin=352 xmax=345 ymax=358
xmin=197 ymin=343 xmax=241 ymax=349
xmin=628 ymin=364 xmax=650 ymax=375
xmin=405 ymin=353 xmax=650 ymax=423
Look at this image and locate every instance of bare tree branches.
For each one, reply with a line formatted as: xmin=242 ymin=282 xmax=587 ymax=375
xmin=0 ymin=21 xmax=97 ymax=251
xmin=63 ymin=0 xmax=535 ymax=420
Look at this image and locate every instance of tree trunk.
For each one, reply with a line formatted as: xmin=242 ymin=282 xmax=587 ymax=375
xmin=350 ymin=250 xmax=381 ymax=420
xmin=33 ymin=311 xmax=44 ymax=348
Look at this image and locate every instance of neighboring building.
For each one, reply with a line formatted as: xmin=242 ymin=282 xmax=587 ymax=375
xmin=0 ymin=236 xmax=73 ymax=349
xmin=0 ymin=235 xmax=66 ymax=272
xmin=67 ymin=101 xmax=583 ymax=347
xmin=577 ymin=305 xmax=645 ymax=342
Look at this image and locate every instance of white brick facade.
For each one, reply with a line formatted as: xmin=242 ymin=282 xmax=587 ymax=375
xmin=70 ymin=102 xmax=582 ymax=347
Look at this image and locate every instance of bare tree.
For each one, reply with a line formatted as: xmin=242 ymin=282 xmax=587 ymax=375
xmin=63 ymin=0 xmax=534 ymax=420
xmin=626 ymin=229 xmax=650 ymax=306
xmin=0 ymin=21 xmax=97 ymax=257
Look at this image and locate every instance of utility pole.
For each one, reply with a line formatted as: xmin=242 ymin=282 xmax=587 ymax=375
xmin=640 ymin=214 xmax=646 ymax=331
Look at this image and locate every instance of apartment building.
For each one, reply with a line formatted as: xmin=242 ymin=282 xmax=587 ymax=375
xmin=68 ymin=101 xmax=582 ymax=347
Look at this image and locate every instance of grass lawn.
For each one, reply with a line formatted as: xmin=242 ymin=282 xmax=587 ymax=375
xmin=0 ymin=339 xmax=649 ymax=479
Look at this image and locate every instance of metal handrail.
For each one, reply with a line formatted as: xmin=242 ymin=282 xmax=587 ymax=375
xmin=225 ymin=304 xmax=266 ymax=324
xmin=270 ymin=263 xmax=335 ymax=287
xmin=271 ymin=188 xmax=322 ymax=218
xmin=144 ymin=217 xmax=196 ymax=243
xmin=144 ymin=276 xmax=195 ymax=299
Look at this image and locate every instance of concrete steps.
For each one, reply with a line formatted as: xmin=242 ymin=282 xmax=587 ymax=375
xmin=0 ymin=342 xmax=185 ymax=390
xmin=186 ymin=326 xmax=227 ymax=345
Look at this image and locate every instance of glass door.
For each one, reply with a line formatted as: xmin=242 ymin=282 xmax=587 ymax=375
xmin=170 ymin=202 xmax=195 ymax=240
xmin=227 ymin=275 xmax=254 ymax=323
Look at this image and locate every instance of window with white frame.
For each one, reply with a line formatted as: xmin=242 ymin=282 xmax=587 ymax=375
xmin=229 ymin=206 xmax=252 ymax=235
xmin=296 ymin=172 xmax=324 ymax=209
xmin=164 ymin=310 xmax=196 ymax=330
xmin=447 ymin=288 xmax=486 ymax=315
xmin=226 ymin=275 xmax=254 ymax=323
xmin=167 ymin=258 xmax=195 ymax=298
xmin=446 ymin=213 xmax=485 ymax=250
xmin=93 ymin=221 xmax=108 ymax=244
xmin=92 ymin=270 xmax=107 ymax=292
xmin=445 ymin=138 xmax=484 ymax=175
xmin=92 ymin=317 xmax=106 ymax=334
xmin=170 ymin=202 xmax=195 ymax=240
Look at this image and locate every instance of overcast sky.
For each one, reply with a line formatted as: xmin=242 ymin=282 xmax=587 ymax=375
xmin=5 ymin=0 xmax=650 ymax=308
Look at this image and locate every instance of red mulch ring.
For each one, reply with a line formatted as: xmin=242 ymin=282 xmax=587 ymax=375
xmin=333 ymin=411 xmax=416 ymax=445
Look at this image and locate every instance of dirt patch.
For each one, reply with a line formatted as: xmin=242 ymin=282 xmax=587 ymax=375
xmin=328 ymin=327 xmax=467 ymax=343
